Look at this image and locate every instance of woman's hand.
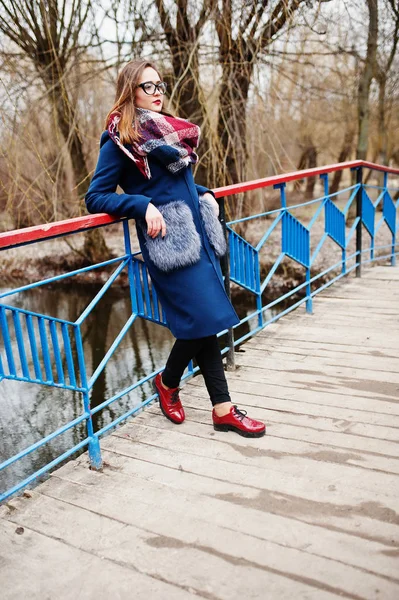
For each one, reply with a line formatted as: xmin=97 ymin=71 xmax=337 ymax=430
xmin=202 ymin=192 xmax=219 ymax=217
xmin=145 ymin=203 xmax=166 ymax=238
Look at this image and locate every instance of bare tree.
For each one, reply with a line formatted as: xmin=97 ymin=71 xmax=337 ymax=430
xmin=374 ymin=0 xmax=399 ymax=165
xmin=214 ymin=0 xmax=305 ymax=186
xmin=357 ymin=0 xmax=378 ymax=160
xmin=154 ymin=0 xmax=309 ymax=195
xmin=0 ymin=0 xmax=108 ymax=261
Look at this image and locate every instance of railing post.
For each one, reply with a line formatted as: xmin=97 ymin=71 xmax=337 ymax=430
xmin=355 ymin=167 xmax=363 ymax=277
xmin=218 ymin=196 xmax=235 ymax=371
xmin=74 ymin=325 xmax=103 ymax=471
xmin=123 ymin=220 xmax=139 ymax=315
xmin=274 ymin=182 xmax=287 ymax=209
xmin=384 ymin=172 xmax=396 ymax=267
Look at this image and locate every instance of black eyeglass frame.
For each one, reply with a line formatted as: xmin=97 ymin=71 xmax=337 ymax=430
xmin=137 ymin=81 xmax=168 ymax=95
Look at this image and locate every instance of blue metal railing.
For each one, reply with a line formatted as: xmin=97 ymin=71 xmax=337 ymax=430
xmin=1 ymin=161 xmax=398 ymax=502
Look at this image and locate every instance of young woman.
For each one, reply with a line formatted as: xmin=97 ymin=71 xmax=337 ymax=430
xmin=86 ymin=59 xmax=265 ymax=438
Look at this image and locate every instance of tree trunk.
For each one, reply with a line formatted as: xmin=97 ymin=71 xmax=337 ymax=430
xmin=330 ymin=128 xmax=354 ymax=195
xmin=296 ymin=137 xmax=317 ymax=199
xmin=170 ymin=45 xmax=213 ymax=187
xmin=356 ymin=0 xmax=378 ymax=160
xmin=217 ymin=58 xmax=252 ymax=187
xmin=305 ymin=144 xmax=317 ymax=200
xmin=376 ymin=74 xmax=387 ymax=166
xmin=42 ymin=77 xmax=110 ymax=263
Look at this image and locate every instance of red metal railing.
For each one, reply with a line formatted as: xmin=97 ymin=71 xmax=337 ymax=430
xmin=1 ymin=160 xmax=398 ymax=251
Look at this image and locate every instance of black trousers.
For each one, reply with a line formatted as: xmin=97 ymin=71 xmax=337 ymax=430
xmin=162 ymin=335 xmax=231 ymax=406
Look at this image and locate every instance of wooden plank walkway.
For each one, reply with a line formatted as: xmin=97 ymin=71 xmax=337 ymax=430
xmin=1 ymin=265 xmax=398 ymax=600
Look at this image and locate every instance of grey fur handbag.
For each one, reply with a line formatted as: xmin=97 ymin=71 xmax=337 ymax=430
xmin=137 ymin=201 xmax=201 ymax=272
xmin=198 ymin=195 xmax=227 ymax=258
xmin=137 ymin=197 xmax=226 ymax=273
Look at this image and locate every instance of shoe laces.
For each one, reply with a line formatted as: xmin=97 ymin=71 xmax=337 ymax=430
xmin=171 ymin=388 xmax=181 ymax=404
xmin=233 ymin=405 xmax=247 ymax=421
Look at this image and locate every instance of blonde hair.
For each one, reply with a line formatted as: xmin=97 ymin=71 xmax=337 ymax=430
xmin=105 ymin=59 xmax=170 ymax=145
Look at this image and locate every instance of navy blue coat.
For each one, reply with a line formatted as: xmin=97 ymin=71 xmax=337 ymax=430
xmin=85 ymin=132 xmax=239 ymax=339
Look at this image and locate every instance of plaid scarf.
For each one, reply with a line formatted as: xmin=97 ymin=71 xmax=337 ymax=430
xmin=107 ymin=108 xmax=200 ymax=179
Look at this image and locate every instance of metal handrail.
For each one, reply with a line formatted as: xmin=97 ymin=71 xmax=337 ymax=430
xmin=0 ymin=160 xmax=398 ymax=503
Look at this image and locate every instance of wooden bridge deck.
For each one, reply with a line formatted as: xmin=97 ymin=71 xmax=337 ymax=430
xmin=1 ymin=265 xmax=398 ymax=599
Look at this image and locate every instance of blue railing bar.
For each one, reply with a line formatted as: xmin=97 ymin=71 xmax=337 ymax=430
xmin=123 ymin=220 xmax=133 ymax=254
xmin=307 ymin=198 xmax=327 ymax=230
xmin=88 ymin=313 xmax=137 ymax=389
xmin=255 ymin=213 xmax=283 ymax=251
xmin=12 ymin=310 xmax=30 ymax=379
xmin=38 ymin=317 xmax=53 ymax=383
xmin=227 ymin=225 xmax=256 ymax=247
xmin=373 ymin=190 xmax=384 ymax=208
xmin=95 ymin=393 xmax=158 ymax=438
xmin=235 ymin=236 xmax=240 ymax=281
xmin=123 ymin=222 xmax=139 ymax=316
xmin=310 ymin=264 xmax=358 ymax=298
xmin=61 ymin=323 xmax=77 ymax=388
xmin=363 ymin=184 xmax=399 ymax=192
xmin=233 ymin=323 xmax=265 ymax=347
xmin=227 ymin=184 xmax=359 ymax=226
xmin=238 ymin=239 xmax=245 ymax=283
xmin=133 ymin=260 xmax=145 ymax=315
xmin=310 ymin=232 xmax=328 ymax=265
xmin=374 ymin=215 xmax=385 ymax=234
xmin=260 ymin=253 xmax=284 ymax=293
xmin=0 ymin=302 xmax=75 ymax=326
xmin=362 ymin=250 xmax=399 ymax=262
xmin=254 ymin=249 xmax=261 ymax=294
xmin=0 ymin=371 xmax=85 ymax=391
xmin=0 ymin=438 xmax=89 ymax=503
xmin=244 ymin=245 xmax=250 ymax=287
xmin=26 ymin=314 xmax=42 ymax=380
xmin=343 ymin=186 xmax=360 ymax=215
xmin=0 ymin=306 xmax=16 ymax=375
xmin=75 ymin=258 xmax=129 ymax=325
xmin=0 ymin=412 xmax=89 ymax=474
xmin=230 ymin=307 xmax=262 ymax=328
xmin=74 ymin=326 xmax=88 ymax=391
xmin=142 ymin=265 xmax=154 ymax=319
xmin=151 ymin=285 xmax=160 ymax=321
xmin=346 ymin=217 xmax=360 ymax=244
xmin=230 ymin=277 xmax=259 ymax=295
xmin=138 ymin=313 xmax=170 ymax=328
xmin=0 ymin=255 xmax=130 ymax=301
xmin=49 ymin=321 xmax=65 ymax=385
xmin=216 ymin=326 xmax=229 ymax=338
xmin=359 ymin=243 xmax=398 ymax=254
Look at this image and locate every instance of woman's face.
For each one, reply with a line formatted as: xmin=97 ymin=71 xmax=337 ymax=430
xmin=135 ymin=67 xmax=164 ymax=112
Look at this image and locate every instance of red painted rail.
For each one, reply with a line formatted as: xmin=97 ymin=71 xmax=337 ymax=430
xmin=1 ymin=160 xmax=398 ymax=250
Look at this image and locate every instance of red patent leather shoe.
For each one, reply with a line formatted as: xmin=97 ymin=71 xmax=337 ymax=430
xmin=153 ymin=373 xmax=185 ymax=424
xmin=213 ymin=405 xmax=266 ymax=438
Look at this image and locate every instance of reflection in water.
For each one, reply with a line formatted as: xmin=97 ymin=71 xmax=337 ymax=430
xmin=0 ymin=285 xmax=258 ymax=496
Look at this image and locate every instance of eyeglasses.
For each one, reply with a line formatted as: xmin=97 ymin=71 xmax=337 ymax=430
xmin=137 ymin=81 xmax=167 ymax=95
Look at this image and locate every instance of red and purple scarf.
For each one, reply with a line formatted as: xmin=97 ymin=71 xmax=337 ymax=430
xmin=107 ymin=108 xmax=200 ymax=179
